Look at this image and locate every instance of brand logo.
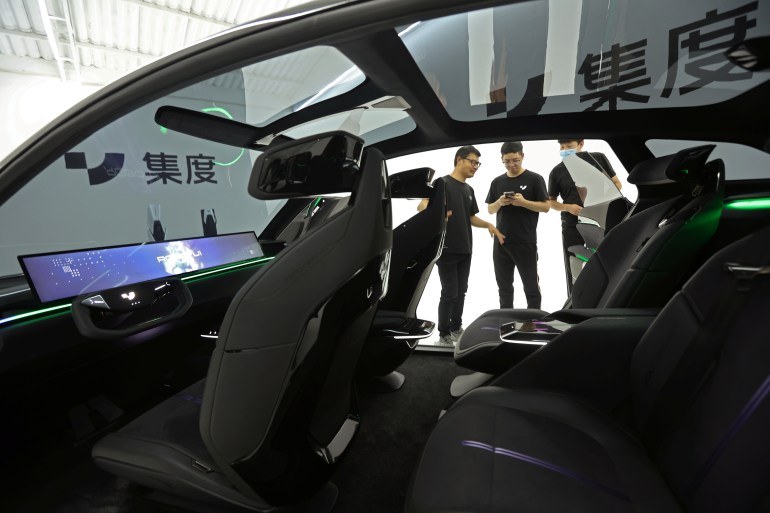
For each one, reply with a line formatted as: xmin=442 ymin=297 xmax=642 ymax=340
xmin=121 ymin=291 xmax=136 ymax=301
xmin=65 ymin=152 xmax=125 ymax=185
xmin=520 ymin=185 xmax=527 ymax=190
xmin=157 ymin=250 xmax=202 ymax=263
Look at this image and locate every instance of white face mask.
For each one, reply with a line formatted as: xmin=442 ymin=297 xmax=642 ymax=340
xmin=560 ymin=148 xmax=577 ymax=159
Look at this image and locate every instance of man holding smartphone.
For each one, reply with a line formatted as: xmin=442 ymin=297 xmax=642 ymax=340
xmin=486 ymin=141 xmax=549 ymax=309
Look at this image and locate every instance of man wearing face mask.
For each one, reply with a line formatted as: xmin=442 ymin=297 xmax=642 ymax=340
xmin=547 ymin=139 xmax=621 ymax=284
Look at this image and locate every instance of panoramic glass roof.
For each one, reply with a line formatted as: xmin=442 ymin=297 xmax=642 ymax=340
xmin=401 ymin=0 xmax=770 ymax=121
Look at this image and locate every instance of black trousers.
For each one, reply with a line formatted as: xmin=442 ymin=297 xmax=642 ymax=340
xmin=436 ymin=252 xmax=472 ymax=336
xmin=493 ymin=242 xmax=541 ymax=309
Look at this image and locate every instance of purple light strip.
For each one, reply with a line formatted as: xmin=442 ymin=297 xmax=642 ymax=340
xmin=687 ymin=374 xmax=770 ymax=498
xmin=461 ymin=440 xmax=630 ymax=502
xmin=177 ymin=393 xmax=203 ymax=406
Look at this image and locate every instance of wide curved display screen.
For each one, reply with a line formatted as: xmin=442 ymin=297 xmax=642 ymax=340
xmin=19 ymin=232 xmax=263 ymax=303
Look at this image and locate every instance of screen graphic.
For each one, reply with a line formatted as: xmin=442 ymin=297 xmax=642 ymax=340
xmin=20 ymin=232 xmax=263 ymax=303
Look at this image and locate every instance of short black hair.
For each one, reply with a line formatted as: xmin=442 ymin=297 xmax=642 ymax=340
xmin=558 ymin=138 xmax=584 ymax=145
xmin=500 ymin=141 xmax=523 ymax=155
xmin=454 ymin=145 xmax=481 ymax=166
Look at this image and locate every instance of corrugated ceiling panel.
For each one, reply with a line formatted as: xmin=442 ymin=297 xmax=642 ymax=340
xmin=0 ymin=0 xmax=317 ymax=84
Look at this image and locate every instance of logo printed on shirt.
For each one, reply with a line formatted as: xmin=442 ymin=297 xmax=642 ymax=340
xmin=520 ymin=185 xmax=527 ymax=190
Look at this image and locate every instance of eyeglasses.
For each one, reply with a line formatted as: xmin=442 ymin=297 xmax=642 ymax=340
xmin=463 ymin=157 xmax=482 ymax=168
xmin=502 ymin=159 xmax=522 ymax=165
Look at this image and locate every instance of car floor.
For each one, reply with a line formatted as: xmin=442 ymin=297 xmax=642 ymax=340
xmin=3 ymin=351 xmax=468 ymax=513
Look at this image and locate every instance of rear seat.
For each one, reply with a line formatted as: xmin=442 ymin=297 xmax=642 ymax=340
xmin=455 ymin=145 xmax=724 ymax=375
xmin=406 ymin=224 xmax=770 ymax=513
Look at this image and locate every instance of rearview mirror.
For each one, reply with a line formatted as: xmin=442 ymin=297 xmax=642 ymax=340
xmin=248 ymin=131 xmax=365 ymax=199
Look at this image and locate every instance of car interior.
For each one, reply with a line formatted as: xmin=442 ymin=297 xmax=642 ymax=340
xmin=1 ymin=1 xmax=769 ymax=513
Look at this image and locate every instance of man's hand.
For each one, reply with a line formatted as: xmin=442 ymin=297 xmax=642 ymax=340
xmin=498 ymin=194 xmax=514 ymax=206
xmin=488 ymin=225 xmax=506 ymax=245
xmin=510 ymin=193 xmax=526 ymax=206
xmin=566 ymin=204 xmax=583 ymax=216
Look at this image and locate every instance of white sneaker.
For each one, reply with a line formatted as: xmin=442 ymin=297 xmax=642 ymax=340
xmin=451 ymin=328 xmax=464 ymax=343
xmin=436 ymin=334 xmax=455 ymax=347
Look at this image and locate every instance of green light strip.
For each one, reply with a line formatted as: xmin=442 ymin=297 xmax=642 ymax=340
xmin=725 ymin=198 xmax=770 ymax=210
xmin=180 ymin=256 xmax=274 ymax=282
xmin=577 ymin=254 xmax=590 ymax=263
xmin=307 ymin=197 xmax=322 ymax=216
xmin=0 ymin=303 xmax=71 ymax=326
xmin=0 ymin=257 xmax=273 ymax=327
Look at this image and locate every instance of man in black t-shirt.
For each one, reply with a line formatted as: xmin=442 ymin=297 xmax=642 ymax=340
xmin=548 ymin=138 xmax=621 ymax=282
xmin=418 ymin=146 xmax=505 ymax=347
xmin=486 ymin=141 xmax=549 ymax=309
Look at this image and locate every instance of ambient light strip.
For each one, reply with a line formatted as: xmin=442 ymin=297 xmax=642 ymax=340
xmin=725 ymin=198 xmax=770 ymax=210
xmin=0 ymin=257 xmax=274 ymax=327
xmin=180 ymin=256 xmax=274 ymax=282
xmin=0 ymin=303 xmax=71 ymax=326
xmin=461 ymin=440 xmax=630 ymax=502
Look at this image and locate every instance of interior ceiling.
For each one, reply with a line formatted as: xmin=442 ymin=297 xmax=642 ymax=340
xmin=0 ymin=0 xmax=316 ymax=86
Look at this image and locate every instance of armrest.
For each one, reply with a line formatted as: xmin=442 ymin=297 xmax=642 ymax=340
xmin=491 ymin=315 xmax=655 ymax=412
xmin=369 ymin=312 xmax=434 ymax=340
xmin=546 ymin=307 xmax=660 ymax=324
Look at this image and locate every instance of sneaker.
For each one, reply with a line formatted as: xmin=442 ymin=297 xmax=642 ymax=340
xmin=436 ymin=334 xmax=455 ymax=347
xmin=450 ymin=328 xmax=464 ymax=343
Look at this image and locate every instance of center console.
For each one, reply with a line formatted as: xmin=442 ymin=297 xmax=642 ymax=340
xmin=455 ymin=308 xmax=660 ymax=376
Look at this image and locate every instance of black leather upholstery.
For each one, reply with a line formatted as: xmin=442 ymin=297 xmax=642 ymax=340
xmin=358 ymin=176 xmax=446 ymax=378
xmin=92 ymin=147 xmax=392 ymax=511
xmin=408 ymin=224 xmax=770 ymax=513
xmin=456 ymin=148 xmax=724 ymax=374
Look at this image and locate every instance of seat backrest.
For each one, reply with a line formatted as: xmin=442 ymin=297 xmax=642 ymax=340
xmin=199 ymin=144 xmax=391 ymax=504
xmin=379 ymin=174 xmax=446 ymax=318
xmin=630 ymin=224 xmax=770 ymax=513
xmin=569 ymin=145 xmax=723 ymax=309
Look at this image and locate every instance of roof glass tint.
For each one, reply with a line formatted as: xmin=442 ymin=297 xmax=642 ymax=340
xmin=235 ymin=46 xmax=364 ymax=126
xmin=401 ymin=0 xmax=770 ymax=121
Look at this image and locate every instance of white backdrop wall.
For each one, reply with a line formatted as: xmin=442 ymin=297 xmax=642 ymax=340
xmin=0 ymin=72 xmax=637 ymax=340
xmin=387 ymin=140 xmax=635 ymax=344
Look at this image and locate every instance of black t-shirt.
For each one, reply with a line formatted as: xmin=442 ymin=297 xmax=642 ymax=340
xmin=436 ymin=175 xmax=479 ymax=254
xmin=581 ymin=152 xmax=617 ymax=180
xmin=548 ymin=152 xmax=617 ymax=227
xmin=485 ymin=170 xmax=547 ymax=244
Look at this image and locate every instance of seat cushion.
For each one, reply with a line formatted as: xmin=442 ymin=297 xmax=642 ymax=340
xmin=406 ymin=386 xmax=681 ymax=513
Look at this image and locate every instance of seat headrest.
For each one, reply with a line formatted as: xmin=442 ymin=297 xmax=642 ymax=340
xmin=248 ymin=131 xmax=365 ymax=199
xmin=628 ymin=144 xmax=717 ymax=186
xmin=390 ymin=167 xmax=435 ymax=198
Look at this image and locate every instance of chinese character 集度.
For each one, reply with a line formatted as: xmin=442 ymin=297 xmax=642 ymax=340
xmin=662 ymin=1 xmax=758 ymax=98
xmin=578 ymin=39 xmax=652 ymax=111
xmin=144 ymin=152 xmax=182 ymax=184
xmin=186 ymin=154 xmax=217 ymax=184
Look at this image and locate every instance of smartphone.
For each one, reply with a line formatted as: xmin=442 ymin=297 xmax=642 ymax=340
xmin=504 ymin=191 xmax=515 ymax=198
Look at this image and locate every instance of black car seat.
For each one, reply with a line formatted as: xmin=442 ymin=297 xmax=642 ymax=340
xmin=407 ymin=223 xmax=770 ymax=513
xmin=358 ymin=168 xmax=447 ymax=388
xmin=91 ymin=137 xmax=392 ymax=512
xmin=455 ymin=145 xmax=724 ymax=375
